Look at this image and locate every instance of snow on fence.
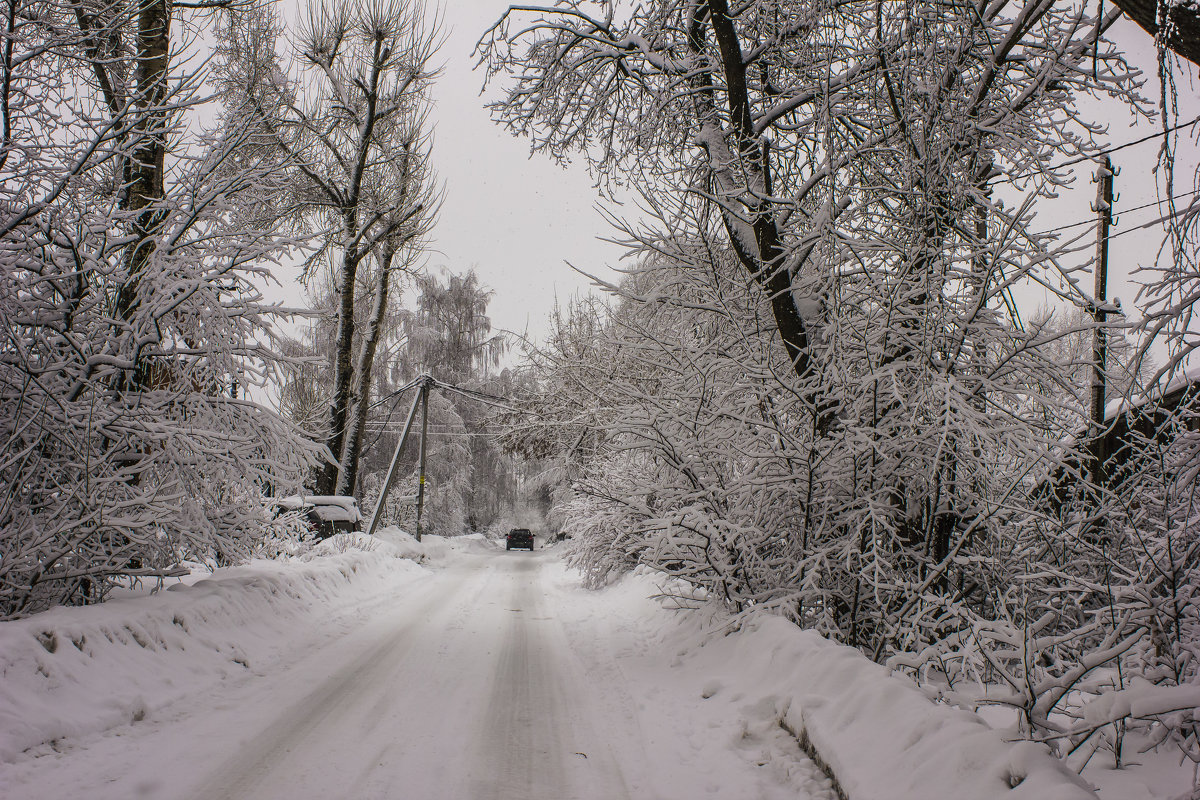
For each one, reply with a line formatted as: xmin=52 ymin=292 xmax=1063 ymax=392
xmin=688 ymin=615 xmax=1098 ymax=800
xmin=0 ymin=548 xmax=423 ymax=763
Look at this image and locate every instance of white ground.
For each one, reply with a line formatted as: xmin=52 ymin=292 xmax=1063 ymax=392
xmin=0 ymin=539 xmax=836 ymax=800
xmin=0 ymin=534 xmax=1190 ymax=800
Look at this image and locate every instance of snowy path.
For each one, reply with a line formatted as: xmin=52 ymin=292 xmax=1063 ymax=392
xmin=1 ymin=547 xmax=837 ymax=800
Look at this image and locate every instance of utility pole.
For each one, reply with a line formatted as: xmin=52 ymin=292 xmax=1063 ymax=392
xmin=1090 ymin=156 xmax=1116 ymax=487
xmin=971 ymin=187 xmax=990 ymax=414
xmin=361 ymin=373 xmax=508 ymax=541
xmin=414 ymin=378 xmax=430 ymax=542
xmin=364 ymin=385 xmax=424 ymax=537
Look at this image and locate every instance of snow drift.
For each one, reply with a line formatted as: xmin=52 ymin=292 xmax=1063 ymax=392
xmin=0 ymin=541 xmax=426 ymax=763
xmin=639 ymin=578 xmax=1099 ymax=800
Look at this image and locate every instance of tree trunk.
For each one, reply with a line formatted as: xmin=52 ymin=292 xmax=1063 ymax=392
xmin=114 ymin=0 xmax=171 ymax=389
xmin=338 ymin=246 xmax=396 ymax=496
xmin=689 ymin=1 xmax=825 ymax=424
xmin=317 ymin=220 xmax=363 ymax=495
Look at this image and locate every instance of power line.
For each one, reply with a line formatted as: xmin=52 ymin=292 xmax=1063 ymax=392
xmin=429 ymin=378 xmax=539 ymax=416
xmin=1021 ymin=210 xmax=1179 ymax=268
xmin=989 ymin=115 xmax=1200 ymax=188
xmin=367 ymin=376 xmax=424 ymax=412
xmin=1027 ymin=188 xmax=1198 ymax=239
xmin=363 ymin=376 xmax=426 ymax=457
xmin=363 ymin=375 xmax=542 ymax=455
xmin=364 ymin=428 xmax=500 ymax=438
xmin=1106 ymin=209 xmax=1186 ymax=243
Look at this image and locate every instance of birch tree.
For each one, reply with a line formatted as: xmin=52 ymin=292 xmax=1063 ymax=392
xmin=360 ymin=269 xmax=508 ymax=533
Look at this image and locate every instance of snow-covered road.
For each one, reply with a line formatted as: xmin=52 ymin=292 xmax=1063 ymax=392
xmin=1 ymin=545 xmax=838 ymax=800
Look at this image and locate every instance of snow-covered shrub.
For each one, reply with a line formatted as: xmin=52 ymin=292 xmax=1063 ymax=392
xmin=251 ymin=509 xmax=318 ymax=560
xmin=1091 ymin=413 xmax=1200 ymax=765
xmin=0 ymin=1 xmax=320 ymax=617
xmin=517 ymin=237 xmax=1085 ymax=655
xmin=883 ymin=401 xmax=1200 ymax=771
xmin=559 ymin=465 xmax=656 ymax=589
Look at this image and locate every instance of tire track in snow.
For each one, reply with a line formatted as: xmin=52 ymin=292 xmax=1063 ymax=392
xmin=469 ymin=556 xmax=569 ymax=799
xmin=4 ymin=547 xmax=835 ymax=800
xmin=191 ymin=561 xmax=480 ymax=800
xmin=468 ymin=553 xmax=631 ymax=800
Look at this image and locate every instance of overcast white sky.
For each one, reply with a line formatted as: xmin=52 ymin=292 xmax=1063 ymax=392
xmin=1045 ymin=19 xmax=1200 ymax=323
xmin=418 ymin=0 xmax=627 ymax=346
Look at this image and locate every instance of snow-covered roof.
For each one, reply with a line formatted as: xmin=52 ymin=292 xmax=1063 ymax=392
xmin=273 ymin=495 xmax=310 ymax=511
xmin=273 ymin=495 xmax=361 ymax=522
xmin=310 ymin=505 xmax=360 ymax=523
xmin=302 ymin=495 xmax=359 ymax=511
xmin=1103 ymin=363 xmax=1200 ymax=422
xmin=303 ymin=495 xmax=361 ymax=522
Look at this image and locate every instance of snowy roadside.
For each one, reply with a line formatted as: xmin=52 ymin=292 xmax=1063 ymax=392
xmin=0 ymin=529 xmax=435 ymax=763
xmin=561 ymin=563 xmax=1186 ymax=800
xmin=1 ymin=537 xmax=1188 ymax=800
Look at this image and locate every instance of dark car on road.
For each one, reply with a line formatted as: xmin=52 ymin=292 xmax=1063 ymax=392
xmin=506 ymin=528 xmax=534 ymax=550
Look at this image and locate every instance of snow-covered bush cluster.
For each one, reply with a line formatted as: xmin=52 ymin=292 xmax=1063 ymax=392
xmin=485 ymin=0 xmax=1200 ymax=775
xmin=0 ymin=0 xmax=323 ymax=617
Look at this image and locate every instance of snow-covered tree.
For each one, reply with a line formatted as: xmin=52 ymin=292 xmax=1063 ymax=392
xmin=0 ymin=0 xmax=321 ymax=616
xmin=361 ymin=269 xmax=511 ymax=534
xmin=479 ymin=0 xmax=1140 ymax=429
xmin=223 ymin=0 xmax=442 ymax=497
xmin=486 ymin=0 xmax=1164 ymax=707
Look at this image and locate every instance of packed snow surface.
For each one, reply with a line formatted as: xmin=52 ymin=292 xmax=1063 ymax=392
xmin=0 ymin=534 xmax=834 ymax=799
xmin=0 ymin=530 xmax=1165 ymax=799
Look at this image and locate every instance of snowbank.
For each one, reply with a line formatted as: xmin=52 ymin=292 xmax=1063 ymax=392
xmin=0 ymin=541 xmax=1103 ymax=799
xmin=637 ymin=578 xmax=1096 ymax=800
xmin=309 ymin=527 xmax=425 ymax=561
xmin=381 ymin=531 xmax=500 ymax=563
xmin=0 ymin=545 xmax=425 ymax=763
